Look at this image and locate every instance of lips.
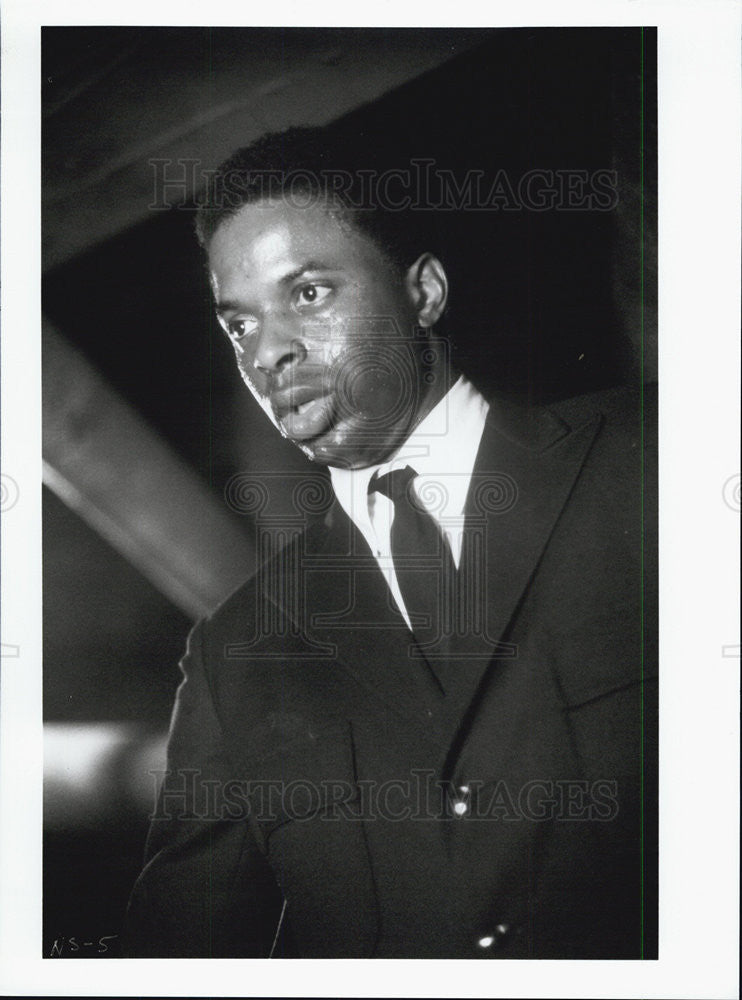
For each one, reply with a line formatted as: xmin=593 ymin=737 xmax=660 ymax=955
xmin=270 ymin=384 xmax=335 ymax=441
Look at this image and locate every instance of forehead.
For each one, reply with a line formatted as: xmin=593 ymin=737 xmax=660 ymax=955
xmin=207 ymin=197 xmax=391 ymax=288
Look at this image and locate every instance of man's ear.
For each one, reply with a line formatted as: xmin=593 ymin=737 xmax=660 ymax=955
xmin=405 ymin=253 xmax=448 ymax=328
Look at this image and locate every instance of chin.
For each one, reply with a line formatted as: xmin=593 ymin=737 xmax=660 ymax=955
xmin=308 ymin=445 xmax=400 ymax=471
xmin=290 ymin=417 xmax=411 ymax=470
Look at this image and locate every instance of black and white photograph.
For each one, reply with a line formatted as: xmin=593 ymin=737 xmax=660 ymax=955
xmin=0 ymin=3 xmax=739 ymax=998
xmin=43 ymin=22 xmax=658 ymax=961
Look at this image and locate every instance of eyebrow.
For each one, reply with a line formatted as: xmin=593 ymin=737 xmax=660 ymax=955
xmin=279 ymin=260 xmax=338 ymax=285
xmin=215 ymin=260 xmax=341 ymax=315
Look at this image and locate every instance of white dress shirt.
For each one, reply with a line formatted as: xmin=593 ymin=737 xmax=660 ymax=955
xmin=329 ymin=375 xmax=490 ymax=628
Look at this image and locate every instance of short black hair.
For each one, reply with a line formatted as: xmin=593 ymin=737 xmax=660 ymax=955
xmin=195 ymin=125 xmax=438 ymax=275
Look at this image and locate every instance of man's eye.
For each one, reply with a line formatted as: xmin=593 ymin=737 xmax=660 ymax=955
xmin=224 ymin=317 xmax=258 ymax=340
xmin=295 ymin=284 xmax=332 ymax=308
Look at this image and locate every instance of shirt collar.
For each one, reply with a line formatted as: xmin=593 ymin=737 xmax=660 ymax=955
xmin=329 ymin=374 xmax=490 ymax=528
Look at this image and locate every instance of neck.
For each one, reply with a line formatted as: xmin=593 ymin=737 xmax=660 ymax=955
xmin=411 ymin=363 xmax=459 ymax=433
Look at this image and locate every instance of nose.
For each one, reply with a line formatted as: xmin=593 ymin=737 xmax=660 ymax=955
xmin=253 ymin=314 xmax=307 ymax=376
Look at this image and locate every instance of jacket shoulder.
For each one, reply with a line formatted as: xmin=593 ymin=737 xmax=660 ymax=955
xmin=201 ymin=527 xmax=305 ymax=633
xmin=195 ymin=516 xmax=331 ymax=673
xmin=549 ymin=381 xmax=657 ymax=483
xmin=548 ymin=380 xmax=657 ymax=431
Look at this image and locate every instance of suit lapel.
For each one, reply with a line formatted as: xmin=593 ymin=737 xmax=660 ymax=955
xmin=291 ymin=502 xmax=446 ymax=723
xmin=441 ymin=395 xmax=603 ymax=719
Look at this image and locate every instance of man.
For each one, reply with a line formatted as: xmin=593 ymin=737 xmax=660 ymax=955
xmin=124 ymin=126 xmax=657 ymax=958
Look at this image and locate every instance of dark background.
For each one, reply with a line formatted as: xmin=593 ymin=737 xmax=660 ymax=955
xmin=42 ymin=26 xmax=656 ymax=957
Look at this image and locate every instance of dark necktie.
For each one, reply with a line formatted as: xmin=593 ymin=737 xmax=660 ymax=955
xmin=369 ymin=465 xmax=457 ymax=688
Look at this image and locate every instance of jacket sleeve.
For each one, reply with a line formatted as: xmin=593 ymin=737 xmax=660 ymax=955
xmin=123 ymin=620 xmax=286 ymax=957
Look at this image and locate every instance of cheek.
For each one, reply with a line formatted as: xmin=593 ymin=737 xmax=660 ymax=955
xmin=232 ymin=343 xmax=271 ymax=405
xmin=300 ymin=321 xmax=343 ymax=365
xmin=312 ymin=299 xmax=421 ymax=426
xmin=331 ymin=339 xmax=421 ymax=427
xmin=232 ymin=342 xmax=258 ymax=387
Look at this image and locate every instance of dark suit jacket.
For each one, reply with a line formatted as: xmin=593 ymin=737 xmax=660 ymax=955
xmin=124 ymin=383 xmax=658 ymax=959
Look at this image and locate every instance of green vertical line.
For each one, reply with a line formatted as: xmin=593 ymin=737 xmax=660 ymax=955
xmin=638 ymin=24 xmax=646 ymax=960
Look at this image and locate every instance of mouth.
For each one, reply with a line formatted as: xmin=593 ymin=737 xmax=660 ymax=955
xmin=271 ymin=387 xmax=335 ymax=442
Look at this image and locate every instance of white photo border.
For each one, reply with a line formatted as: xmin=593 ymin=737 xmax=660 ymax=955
xmin=1 ymin=2 xmax=739 ymax=997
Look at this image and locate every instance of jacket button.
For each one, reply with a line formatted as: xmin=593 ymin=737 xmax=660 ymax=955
xmin=477 ymin=924 xmax=511 ymax=950
xmin=453 ymin=785 xmax=470 ymax=816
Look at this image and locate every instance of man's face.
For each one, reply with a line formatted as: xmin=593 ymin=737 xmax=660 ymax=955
xmin=207 ymin=197 xmax=443 ymax=468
